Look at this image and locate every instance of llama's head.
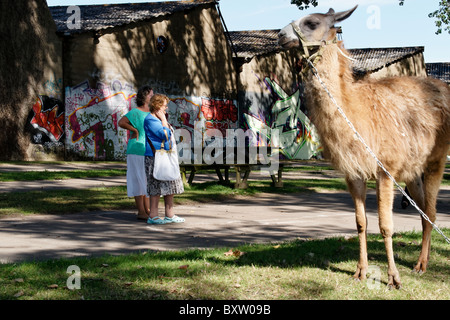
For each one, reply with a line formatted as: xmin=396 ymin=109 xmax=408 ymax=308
xmin=278 ymin=5 xmax=358 ymax=50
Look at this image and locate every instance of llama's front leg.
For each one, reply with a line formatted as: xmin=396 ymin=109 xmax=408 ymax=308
xmin=377 ymin=174 xmax=401 ymax=289
xmin=346 ymin=177 xmax=368 ymax=281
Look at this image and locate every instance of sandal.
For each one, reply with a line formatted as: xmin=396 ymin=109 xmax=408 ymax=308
xmin=164 ymin=215 xmax=185 ymax=223
xmin=137 ymin=214 xmax=149 ymax=221
xmin=147 ymin=216 xmax=168 ymax=225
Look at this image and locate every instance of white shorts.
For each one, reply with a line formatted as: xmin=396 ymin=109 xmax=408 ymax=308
xmin=126 ymin=154 xmax=148 ymax=197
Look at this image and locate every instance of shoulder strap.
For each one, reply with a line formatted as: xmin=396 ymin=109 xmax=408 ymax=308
xmin=162 ymin=129 xmax=172 ymax=150
xmin=146 ymin=129 xmax=172 ymax=154
xmin=146 ymin=135 xmax=156 ymax=154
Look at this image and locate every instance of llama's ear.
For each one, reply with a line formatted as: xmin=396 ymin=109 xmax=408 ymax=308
xmin=326 ymin=8 xmax=335 ymax=16
xmin=333 ymin=5 xmax=358 ymax=23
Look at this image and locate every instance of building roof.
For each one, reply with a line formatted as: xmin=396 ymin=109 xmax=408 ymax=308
xmin=49 ymin=0 xmax=217 ymax=35
xmin=227 ymin=30 xmax=281 ymax=58
xmin=227 ymin=29 xmax=425 ymax=75
xmin=350 ymin=46 xmax=424 ymax=75
xmin=426 ymin=63 xmax=450 ymax=84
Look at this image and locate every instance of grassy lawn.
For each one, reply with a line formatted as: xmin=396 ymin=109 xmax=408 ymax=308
xmin=0 ymin=230 xmax=448 ymax=300
xmin=0 ymin=169 xmax=127 ymax=182
xmin=0 ymin=161 xmax=356 ymax=215
xmin=0 ymin=162 xmax=447 ymax=216
xmin=0 ymin=178 xmax=366 ymax=216
xmin=0 ymin=161 xmax=448 ymax=301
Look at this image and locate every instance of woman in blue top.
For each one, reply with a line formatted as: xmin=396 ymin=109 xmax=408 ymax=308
xmin=118 ymin=85 xmax=153 ymax=220
xmin=144 ymin=94 xmax=185 ymax=225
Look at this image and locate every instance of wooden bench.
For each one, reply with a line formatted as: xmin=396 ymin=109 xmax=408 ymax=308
xmin=180 ymin=160 xmax=324 ymax=189
xmin=179 ymin=162 xmax=297 ymax=189
xmin=178 ymin=147 xmax=317 ymax=189
xmin=179 ymin=163 xmax=253 ymax=189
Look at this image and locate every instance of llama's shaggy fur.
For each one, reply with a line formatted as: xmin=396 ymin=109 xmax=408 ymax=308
xmin=308 ymin=44 xmax=449 ymax=183
xmin=278 ymin=6 xmax=450 ymax=288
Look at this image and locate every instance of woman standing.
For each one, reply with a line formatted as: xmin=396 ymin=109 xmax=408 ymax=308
xmin=118 ymin=85 xmax=153 ymax=220
xmin=144 ymin=94 xmax=185 ymax=225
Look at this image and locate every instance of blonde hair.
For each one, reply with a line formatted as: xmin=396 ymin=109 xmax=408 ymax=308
xmin=150 ymin=94 xmax=169 ymax=113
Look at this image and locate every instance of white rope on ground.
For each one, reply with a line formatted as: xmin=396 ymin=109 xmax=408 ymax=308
xmin=307 ymin=60 xmax=450 ymax=244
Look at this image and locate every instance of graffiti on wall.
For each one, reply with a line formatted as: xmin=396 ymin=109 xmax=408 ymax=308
xmin=168 ymin=96 xmax=239 ymax=138
xmin=65 ymin=80 xmax=136 ymax=160
xmin=43 ymin=76 xmax=63 ymax=100
xmin=26 ymin=95 xmax=65 ymax=153
xmin=32 ymin=72 xmax=316 ymax=161
xmin=167 ymin=96 xmax=239 ymax=164
xmin=64 ymin=77 xmax=239 ymax=160
xmin=243 ymin=76 xmax=321 ymax=160
xmin=201 ymin=98 xmax=238 ymax=135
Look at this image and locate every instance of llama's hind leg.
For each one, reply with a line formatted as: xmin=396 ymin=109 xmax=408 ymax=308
xmin=404 ymin=177 xmax=427 ymax=273
xmin=346 ymin=177 xmax=368 ymax=281
xmin=377 ymin=174 xmax=401 ymax=289
xmin=414 ymin=156 xmax=446 ymax=273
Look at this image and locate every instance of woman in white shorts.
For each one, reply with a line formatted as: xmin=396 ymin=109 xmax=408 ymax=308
xmin=118 ymin=85 xmax=153 ymax=220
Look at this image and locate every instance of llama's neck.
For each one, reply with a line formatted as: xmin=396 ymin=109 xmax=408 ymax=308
xmin=303 ymin=44 xmax=377 ymax=179
xmin=305 ymin=44 xmax=355 ymax=110
xmin=304 ymin=44 xmax=356 ymax=134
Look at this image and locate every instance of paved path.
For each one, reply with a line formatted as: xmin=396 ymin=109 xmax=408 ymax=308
xmin=0 ymin=162 xmax=448 ymax=263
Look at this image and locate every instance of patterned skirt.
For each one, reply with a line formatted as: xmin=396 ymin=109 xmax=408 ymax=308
xmin=145 ymin=156 xmax=184 ymax=196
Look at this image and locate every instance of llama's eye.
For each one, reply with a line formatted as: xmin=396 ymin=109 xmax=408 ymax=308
xmin=305 ymin=20 xmax=319 ymax=30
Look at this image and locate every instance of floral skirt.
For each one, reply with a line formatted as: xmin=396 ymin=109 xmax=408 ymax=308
xmin=145 ymin=156 xmax=184 ymax=196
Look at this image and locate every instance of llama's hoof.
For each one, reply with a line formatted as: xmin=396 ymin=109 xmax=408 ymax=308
xmin=387 ymin=275 xmax=402 ymax=290
xmin=413 ymin=261 xmax=428 ymax=274
xmin=388 ymin=282 xmax=402 ymax=290
xmin=412 ymin=267 xmax=424 ymax=274
xmin=352 ymin=267 xmax=367 ymax=281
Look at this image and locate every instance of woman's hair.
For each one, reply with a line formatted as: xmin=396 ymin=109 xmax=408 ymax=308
xmin=135 ymin=85 xmax=153 ymax=106
xmin=150 ymin=94 xmax=170 ymax=113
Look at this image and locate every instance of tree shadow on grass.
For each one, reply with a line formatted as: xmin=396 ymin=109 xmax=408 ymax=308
xmin=221 ymin=233 xmax=450 ymax=286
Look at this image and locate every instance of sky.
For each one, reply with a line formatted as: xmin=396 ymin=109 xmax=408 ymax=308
xmin=46 ymin=0 xmax=449 ymax=62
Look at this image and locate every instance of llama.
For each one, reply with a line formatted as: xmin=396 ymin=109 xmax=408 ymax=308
xmin=278 ymin=6 xmax=450 ymax=289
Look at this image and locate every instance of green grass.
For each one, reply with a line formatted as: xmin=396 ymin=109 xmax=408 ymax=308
xmin=0 ymin=161 xmax=447 ymax=215
xmin=178 ymin=178 xmax=352 ymax=201
xmin=0 ymin=169 xmax=127 ymax=182
xmin=0 ymin=178 xmax=355 ymax=216
xmin=0 ymin=230 xmax=448 ymax=300
xmin=0 ymin=187 xmax=132 ymax=215
xmin=0 ymin=162 xmax=448 ymax=300
xmin=0 ymin=160 xmax=355 ymax=215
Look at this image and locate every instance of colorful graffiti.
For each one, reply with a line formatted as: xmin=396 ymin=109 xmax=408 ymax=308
xmin=64 ymin=77 xmax=239 ymax=160
xmin=33 ymin=72 xmax=316 ymax=161
xmin=43 ymin=77 xmax=63 ymax=100
xmin=243 ymin=77 xmax=321 ymax=160
xmin=167 ymin=96 xmax=239 ymax=164
xmin=168 ymin=97 xmax=200 ymax=130
xmin=26 ymin=95 xmax=65 ymax=156
xmin=30 ymin=96 xmax=65 ymax=143
xmin=168 ymin=96 xmax=239 ymax=138
xmin=201 ymin=98 xmax=238 ymax=136
xmin=65 ymin=80 xmax=136 ymax=160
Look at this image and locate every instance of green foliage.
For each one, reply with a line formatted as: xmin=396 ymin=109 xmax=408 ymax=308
xmin=428 ymin=0 xmax=450 ymax=34
xmin=290 ymin=0 xmax=318 ymax=10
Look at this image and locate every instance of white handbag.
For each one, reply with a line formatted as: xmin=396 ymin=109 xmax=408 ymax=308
xmin=148 ymin=129 xmax=180 ymax=181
